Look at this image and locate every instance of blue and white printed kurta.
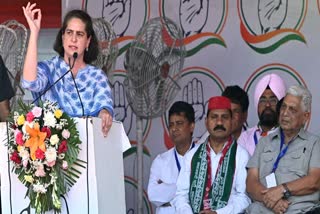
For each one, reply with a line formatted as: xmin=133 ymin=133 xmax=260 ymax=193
xmin=22 ymin=56 xmax=113 ymax=117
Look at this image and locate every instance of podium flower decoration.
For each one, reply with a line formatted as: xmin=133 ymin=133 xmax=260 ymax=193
xmin=7 ymin=100 xmax=85 ymax=214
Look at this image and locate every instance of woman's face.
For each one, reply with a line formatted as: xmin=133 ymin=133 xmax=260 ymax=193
xmin=62 ymin=17 xmax=91 ymax=62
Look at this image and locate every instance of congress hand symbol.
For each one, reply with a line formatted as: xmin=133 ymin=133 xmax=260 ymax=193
xmin=258 ymin=0 xmax=288 ymax=34
xmin=103 ymin=0 xmax=132 ymax=37
xmin=179 ymin=0 xmax=209 ymax=37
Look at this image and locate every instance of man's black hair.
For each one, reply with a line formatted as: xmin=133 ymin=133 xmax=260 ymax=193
xmin=168 ymin=101 xmax=195 ymax=123
xmin=222 ymin=85 xmax=249 ymax=112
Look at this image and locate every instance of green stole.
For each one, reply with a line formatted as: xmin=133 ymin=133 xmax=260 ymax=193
xmin=189 ymin=138 xmax=237 ymax=213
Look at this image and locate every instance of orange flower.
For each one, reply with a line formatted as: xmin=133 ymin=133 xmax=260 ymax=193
xmin=25 ymin=123 xmax=47 ymax=160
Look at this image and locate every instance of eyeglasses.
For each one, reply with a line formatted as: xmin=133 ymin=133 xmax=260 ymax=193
xmin=258 ymin=97 xmax=278 ymax=106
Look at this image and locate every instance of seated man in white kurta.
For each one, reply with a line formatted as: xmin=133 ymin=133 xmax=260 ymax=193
xmin=147 ymin=101 xmax=196 ymax=214
xmin=173 ymin=96 xmax=251 ymax=214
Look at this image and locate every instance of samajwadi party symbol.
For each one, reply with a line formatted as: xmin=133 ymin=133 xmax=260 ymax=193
xmin=161 ymin=67 xmax=225 ymax=149
xmin=111 ymin=70 xmax=152 ymax=158
xmin=238 ymin=0 xmax=307 ymax=54
xmin=160 ymin=0 xmax=228 ymax=57
xmin=243 ymin=63 xmax=310 ymax=128
xmin=86 ymin=0 xmax=151 ymax=56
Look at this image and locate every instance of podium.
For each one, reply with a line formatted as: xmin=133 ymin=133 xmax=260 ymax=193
xmin=0 ymin=118 xmax=130 ymax=214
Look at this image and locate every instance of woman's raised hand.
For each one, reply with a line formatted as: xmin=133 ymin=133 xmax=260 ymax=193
xmin=22 ymin=2 xmax=42 ymax=33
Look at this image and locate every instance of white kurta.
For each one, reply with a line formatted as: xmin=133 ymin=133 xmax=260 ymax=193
xmin=173 ymin=142 xmax=251 ymax=214
xmin=237 ymin=125 xmax=277 ymax=156
xmin=148 ymin=145 xmax=194 ymax=214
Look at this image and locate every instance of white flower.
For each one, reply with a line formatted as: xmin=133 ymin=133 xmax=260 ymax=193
xmin=31 ymin=106 xmax=43 ymax=117
xmin=43 ymin=112 xmax=57 ymax=128
xmin=45 ymin=147 xmax=57 ymax=162
xmin=33 ymin=183 xmax=47 ymax=194
xmin=50 ymin=134 xmax=60 ymax=146
xmin=58 ymin=153 xmax=65 ymax=160
xmin=62 ymin=129 xmax=70 ymax=139
xmin=19 ymin=148 xmax=30 ymax=160
xmin=60 ymin=119 xmax=68 ymax=126
xmin=22 ymin=121 xmax=34 ymax=134
xmin=13 ymin=111 xmax=19 ymax=124
xmin=55 ymin=124 xmax=63 ymax=130
xmin=62 ymin=160 xmax=68 ymax=170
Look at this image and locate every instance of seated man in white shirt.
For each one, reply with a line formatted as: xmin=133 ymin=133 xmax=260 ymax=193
xmin=147 ymin=101 xmax=196 ymax=214
xmin=173 ymin=96 xmax=251 ymax=214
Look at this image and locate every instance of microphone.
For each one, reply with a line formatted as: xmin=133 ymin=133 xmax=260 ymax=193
xmin=70 ymin=64 xmax=85 ymax=117
xmin=72 ymin=52 xmax=78 ymax=60
xmin=32 ymin=52 xmax=78 ymax=104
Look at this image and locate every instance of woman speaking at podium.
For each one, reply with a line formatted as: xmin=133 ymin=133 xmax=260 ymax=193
xmin=21 ymin=2 xmax=113 ymax=136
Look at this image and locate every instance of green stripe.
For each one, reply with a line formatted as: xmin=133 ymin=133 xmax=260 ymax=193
xmin=294 ymin=0 xmax=306 ymax=29
xmin=247 ymin=33 xmax=306 ymax=54
xmin=214 ymin=0 xmax=227 ymax=33
xmin=143 ymin=0 xmax=148 ymax=24
xmin=186 ymin=38 xmax=226 ymax=57
xmin=123 ymin=146 xmax=151 ymax=158
xmin=240 ymin=0 xmax=256 ymax=35
xmin=240 ymin=0 xmax=306 ymax=35
xmin=118 ymin=43 xmax=132 ymax=56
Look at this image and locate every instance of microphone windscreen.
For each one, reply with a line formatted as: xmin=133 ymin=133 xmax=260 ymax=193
xmin=73 ymin=52 xmax=78 ymax=59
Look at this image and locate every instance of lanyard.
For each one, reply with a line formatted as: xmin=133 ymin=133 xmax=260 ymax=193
xmin=254 ymin=128 xmax=269 ymax=145
xmin=272 ymin=130 xmax=293 ymax=172
xmin=253 ymin=129 xmax=259 ymax=145
xmin=174 ymin=142 xmax=195 ymax=172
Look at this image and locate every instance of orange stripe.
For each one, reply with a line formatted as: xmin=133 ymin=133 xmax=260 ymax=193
xmin=114 ymin=36 xmax=135 ymax=44
xmin=241 ymin=21 xmax=305 ymax=44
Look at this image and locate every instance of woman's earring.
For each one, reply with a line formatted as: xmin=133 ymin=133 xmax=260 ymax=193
xmin=86 ymin=47 xmax=88 ymax=52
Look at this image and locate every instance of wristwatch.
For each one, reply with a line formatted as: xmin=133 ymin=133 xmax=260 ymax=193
xmin=282 ymin=183 xmax=292 ymax=199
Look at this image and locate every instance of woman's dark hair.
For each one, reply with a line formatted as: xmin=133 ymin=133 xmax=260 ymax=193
xmin=53 ymin=10 xmax=99 ymax=64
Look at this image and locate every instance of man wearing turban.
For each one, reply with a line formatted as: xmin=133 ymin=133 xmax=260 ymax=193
xmin=238 ymin=73 xmax=286 ymax=156
xmin=173 ymin=96 xmax=250 ymax=214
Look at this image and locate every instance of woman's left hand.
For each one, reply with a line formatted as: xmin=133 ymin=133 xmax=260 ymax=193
xmin=98 ymin=109 xmax=113 ymax=137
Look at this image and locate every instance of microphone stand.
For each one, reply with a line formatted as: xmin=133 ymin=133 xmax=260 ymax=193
xmin=32 ymin=53 xmax=78 ymax=104
xmin=68 ymin=57 xmax=85 ymax=117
